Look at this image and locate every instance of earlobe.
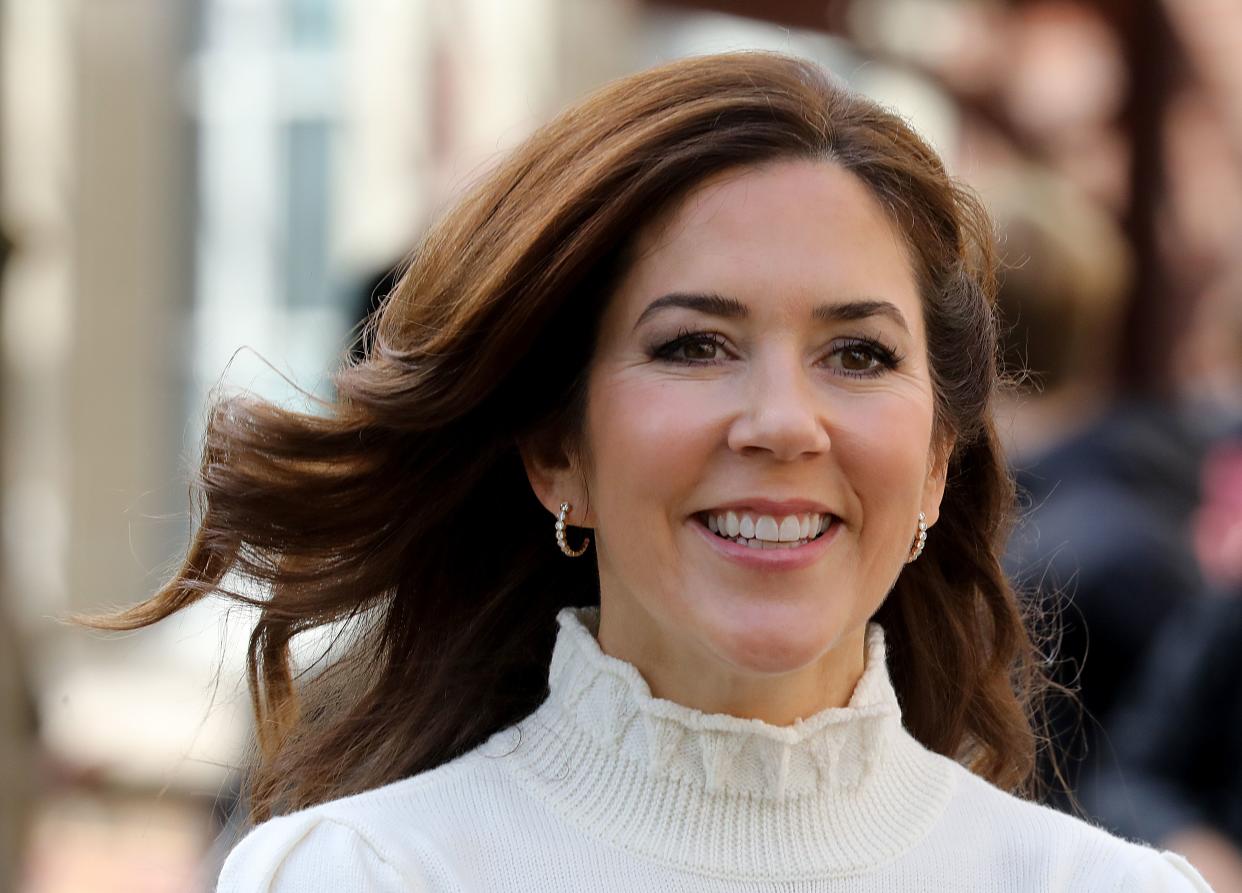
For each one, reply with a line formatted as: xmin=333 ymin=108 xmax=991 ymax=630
xmin=922 ymin=473 xmax=947 ymax=527
xmin=921 ymin=436 xmax=955 ymax=527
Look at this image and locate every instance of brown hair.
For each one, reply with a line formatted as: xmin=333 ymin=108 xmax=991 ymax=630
xmin=92 ymin=52 xmax=1059 ymax=820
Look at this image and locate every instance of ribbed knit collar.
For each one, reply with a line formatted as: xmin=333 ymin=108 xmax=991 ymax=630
xmin=491 ymin=606 xmax=958 ymax=880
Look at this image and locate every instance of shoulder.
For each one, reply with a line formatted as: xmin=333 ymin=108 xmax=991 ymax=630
xmin=216 ymin=748 xmax=516 ymax=893
xmin=215 ymin=810 xmax=413 ymax=892
xmin=934 ymin=761 xmax=1213 ymax=890
xmin=1119 ymin=849 xmax=1216 ymax=892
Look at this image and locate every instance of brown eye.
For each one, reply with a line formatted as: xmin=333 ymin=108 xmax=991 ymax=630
xmin=826 ymin=337 xmax=901 ymax=378
xmin=839 ymin=347 xmax=877 ymax=372
xmin=652 ymin=331 xmax=729 ymax=364
xmin=682 ymin=339 xmax=720 ymax=361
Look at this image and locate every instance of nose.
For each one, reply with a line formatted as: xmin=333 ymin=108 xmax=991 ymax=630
xmin=726 ymin=352 xmax=831 ymax=461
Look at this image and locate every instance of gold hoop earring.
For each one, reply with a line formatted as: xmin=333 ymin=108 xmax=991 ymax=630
xmin=906 ymin=512 xmax=928 ymax=563
xmin=556 ymin=501 xmax=590 ymax=557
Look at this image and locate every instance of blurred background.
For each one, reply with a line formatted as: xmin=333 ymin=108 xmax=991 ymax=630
xmin=1 ymin=0 xmax=1240 ymax=890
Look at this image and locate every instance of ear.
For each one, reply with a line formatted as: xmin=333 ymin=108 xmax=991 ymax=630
xmin=920 ymin=433 xmax=956 ymax=527
xmin=517 ymin=433 xmax=595 ymax=528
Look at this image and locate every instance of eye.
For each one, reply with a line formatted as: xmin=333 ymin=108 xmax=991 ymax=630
xmin=826 ymin=337 xmax=902 ymax=378
xmin=651 ymin=330 xmax=729 ymax=364
xmin=840 ymin=345 xmax=879 ymax=372
xmin=651 ymin=331 xmax=904 ymax=375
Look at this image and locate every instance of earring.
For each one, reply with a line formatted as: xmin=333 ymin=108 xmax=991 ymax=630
xmin=906 ymin=512 xmax=928 ymax=563
xmin=556 ymin=501 xmax=590 ymax=557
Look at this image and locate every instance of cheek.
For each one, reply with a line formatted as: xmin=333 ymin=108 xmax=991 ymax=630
xmin=586 ymin=377 xmax=719 ymax=517
xmin=832 ymin=394 xmax=934 ymax=529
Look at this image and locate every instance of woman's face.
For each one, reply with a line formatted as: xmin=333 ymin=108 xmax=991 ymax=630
xmin=538 ymin=159 xmax=949 ymax=705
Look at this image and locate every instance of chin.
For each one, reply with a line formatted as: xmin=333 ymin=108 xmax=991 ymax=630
xmin=704 ymin=611 xmax=841 ymax=676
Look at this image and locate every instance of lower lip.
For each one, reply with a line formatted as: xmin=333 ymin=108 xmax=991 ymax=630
xmin=688 ymin=515 xmax=842 ymax=570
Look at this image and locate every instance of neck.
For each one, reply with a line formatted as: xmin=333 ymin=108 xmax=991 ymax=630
xmin=596 ymin=594 xmax=868 ymax=725
xmin=494 ymin=605 xmax=957 ymax=879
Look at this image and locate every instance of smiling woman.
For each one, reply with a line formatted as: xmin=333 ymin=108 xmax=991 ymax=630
xmin=90 ymin=53 xmax=1212 ymax=891
xmin=546 ymin=159 xmax=946 ymax=718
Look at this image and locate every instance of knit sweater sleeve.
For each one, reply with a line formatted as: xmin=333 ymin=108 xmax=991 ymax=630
xmin=1118 ymin=849 xmax=1215 ymax=892
xmin=215 ymin=812 xmax=420 ymax=893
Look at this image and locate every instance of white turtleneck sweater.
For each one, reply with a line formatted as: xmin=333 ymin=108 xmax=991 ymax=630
xmin=216 ymin=607 xmax=1213 ymax=891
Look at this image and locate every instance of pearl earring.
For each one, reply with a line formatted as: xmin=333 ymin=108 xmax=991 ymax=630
xmin=556 ymin=501 xmax=590 ymax=557
xmin=907 ymin=512 xmax=928 ymax=563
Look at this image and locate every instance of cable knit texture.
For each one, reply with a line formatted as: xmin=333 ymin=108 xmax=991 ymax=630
xmin=217 ymin=607 xmax=1214 ymax=891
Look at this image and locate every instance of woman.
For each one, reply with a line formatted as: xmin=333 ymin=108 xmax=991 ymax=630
xmin=102 ymin=53 xmax=1211 ymax=890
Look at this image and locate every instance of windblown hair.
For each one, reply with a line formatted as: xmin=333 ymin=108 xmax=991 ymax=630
xmin=95 ymin=52 xmax=1060 ymax=820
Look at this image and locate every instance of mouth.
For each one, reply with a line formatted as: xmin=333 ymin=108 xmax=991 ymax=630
xmin=694 ymin=509 xmax=837 ymax=550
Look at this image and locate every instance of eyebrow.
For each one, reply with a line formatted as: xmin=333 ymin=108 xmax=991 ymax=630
xmin=632 ymin=291 xmax=911 ymax=334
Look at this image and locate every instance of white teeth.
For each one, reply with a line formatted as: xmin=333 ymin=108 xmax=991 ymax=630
xmin=702 ymin=509 xmax=835 ymax=545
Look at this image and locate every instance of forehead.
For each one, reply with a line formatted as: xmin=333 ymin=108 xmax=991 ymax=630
xmin=611 ymin=159 xmax=922 ymax=329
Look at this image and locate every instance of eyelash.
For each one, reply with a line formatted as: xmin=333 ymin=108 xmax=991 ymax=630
xmin=650 ymin=328 xmax=904 ymax=378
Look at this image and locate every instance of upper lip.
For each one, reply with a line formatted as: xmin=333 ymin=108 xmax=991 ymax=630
xmin=696 ymin=498 xmax=838 ymax=517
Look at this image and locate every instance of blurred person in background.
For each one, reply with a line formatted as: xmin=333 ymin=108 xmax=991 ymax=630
xmin=1170 ymin=241 xmax=1242 ymax=450
xmin=85 ymin=53 xmax=1211 ymax=891
xmin=1181 ymin=264 xmax=1242 ymax=598
xmin=1078 ymin=593 xmax=1242 ymax=892
xmin=990 ymin=167 xmax=1208 ymax=813
xmin=1078 ymin=255 xmax=1242 ymax=892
